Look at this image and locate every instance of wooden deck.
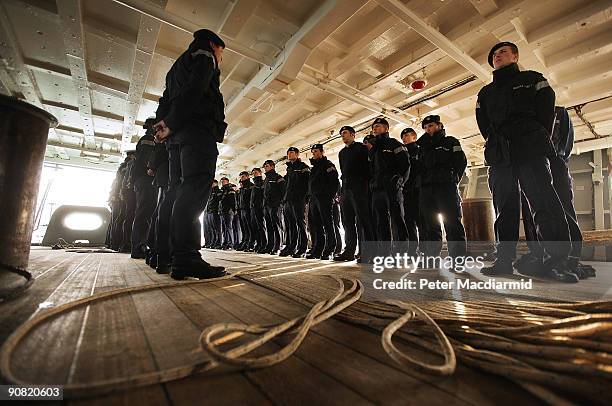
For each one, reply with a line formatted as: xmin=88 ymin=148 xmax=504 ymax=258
xmin=0 ymin=248 xmax=610 ymax=405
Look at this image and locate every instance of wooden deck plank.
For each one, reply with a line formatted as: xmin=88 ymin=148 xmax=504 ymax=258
xmin=161 ymin=278 xmax=370 ymax=405
xmin=230 ymin=274 xmax=544 ymax=406
xmin=122 ymin=258 xmax=273 ymax=406
xmin=67 ymin=254 xmax=169 ymax=405
xmin=206 ymin=279 xmax=469 ymax=406
xmin=8 ymin=254 xmax=100 ymax=384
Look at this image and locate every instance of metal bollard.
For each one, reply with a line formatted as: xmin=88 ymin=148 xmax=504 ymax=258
xmin=0 ymin=95 xmax=57 ymax=302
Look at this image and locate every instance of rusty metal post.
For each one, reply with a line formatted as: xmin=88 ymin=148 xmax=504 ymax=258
xmin=0 ymin=95 xmax=57 ymax=302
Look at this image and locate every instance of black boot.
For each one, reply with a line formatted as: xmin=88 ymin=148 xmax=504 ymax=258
xmin=156 ymin=259 xmax=172 ymax=275
xmin=292 ymin=250 xmax=306 ymax=258
xmin=514 ymin=253 xmax=544 ymax=276
xmin=306 ymin=251 xmax=322 ymax=260
xmin=149 ymin=253 xmax=158 ymax=269
xmin=171 ymin=258 xmax=226 ymax=280
xmin=481 ymin=258 xmax=514 ymax=276
xmin=546 ymin=259 xmax=579 ymax=283
xmin=333 ymin=251 xmax=355 ymax=262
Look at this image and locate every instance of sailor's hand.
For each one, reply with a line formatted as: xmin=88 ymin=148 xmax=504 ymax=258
xmin=154 ymin=120 xmax=172 ymax=142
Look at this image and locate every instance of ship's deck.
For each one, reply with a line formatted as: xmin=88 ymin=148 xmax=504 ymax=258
xmin=0 ymin=248 xmax=610 ymax=405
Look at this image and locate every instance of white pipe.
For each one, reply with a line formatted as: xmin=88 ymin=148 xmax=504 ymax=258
xmin=375 ymin=0 xmax=490 ymax=82
xmin=110 ymin=0 xmax=274 ymax=67
xmin=297 ymin=72 xmax=414 ymax=126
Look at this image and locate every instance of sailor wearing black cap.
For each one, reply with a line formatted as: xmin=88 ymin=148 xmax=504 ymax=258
xmin=153 ymin=28 xmax=227 ymax=279
xmin=369 ymin=117 xmax=411 ymax=254
xmin=476 ymin=42 xmax=575 ymax=282
xmin=334 ymin=126 xmax=375 ymax=262
xmin=307 ymin=144 xmax=340 ymax=259
xmin=417 ymin=115 xmax=467 ymax=261
xmin=400 ymin=127 xmax=426 ymax=256
xmin=281 ymin=147 xmax=310 ymax=257
xmin=263 ymin=160 xmax=285 ymax=254
xmin=129 ymin=118 xmax=158 ymax=259
xmin=250 ymin=167 xmax=267 ymax=253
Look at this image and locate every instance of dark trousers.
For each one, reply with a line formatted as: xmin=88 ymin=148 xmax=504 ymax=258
xmin=372 ymin=188 xmax=408 ymax=242
xmin=309 ymin=194 xmax=336 ymax=255
xmin=166 ymin=141 xmax=217 ymax=262
xmin=221 ymin=210 xmax=234 ymax=247
xmin=131 ymin=180 xmax=156 ymax=255
xmin=121 ymin=190 xmax=136 ymax=250
xmin=340 ymin=188 xmax=375 ymax=256
xmin=332 ymin=201 xmax=342 ymax=254
xmin=111 ymin=200 xmax=125 ymax=250
xmin=488 ymin=156 xmax=570 ymax=262
xmin=403 ymin=186 xmax=421 ymax=255
xmin=240 ymin=209 xmax=252 ymax=248
xmin=251 ymin=206 xmax=267 ymax=250
xmin=284 ymin=199 xmax=307 ymax=253
xmin=232 ymin=210 xmax=240 ymax=247
xmin=420 ymin=183 xmax=466 ymax=258
xmin=265 ymin=206 xmax=281 ymax=252
xmin=206 ymin=212 xmax=221 ymax=246
xmin=521 ymin=156 xmax=581 ymax=264
xmin=157 ymin=146 xmax=180 ymax=262
xmin=147 ymin=187 xmax=164 ymax=252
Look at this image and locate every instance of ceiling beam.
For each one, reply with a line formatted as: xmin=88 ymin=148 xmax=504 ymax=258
xmin=527 ymin=0 xmax=612 ymax=44
xmin=468 ymin=0 xmax=498 ymax=17
xmin=0 ymin=3 xmax=44 ymax=108
xmin=121 ymin=1 xmax=167 ymax=152
xmin=374 ymin=0 xmax=490 ymax=82
xmin=56 ymin=0 xmax=96 ymax=148
xmin=109 ymin=0 xmax=274 ymax=67
xmin=46 ymin=139 xmax=123 ymax=156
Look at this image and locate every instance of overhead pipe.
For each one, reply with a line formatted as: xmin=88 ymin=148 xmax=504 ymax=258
xmin=375 ymin=0 xmax=490 ymax=82
xmin=297 ymin=72 xmax=414 ymax=126
xmin=110 ymin=0 xmax=274 ymax=67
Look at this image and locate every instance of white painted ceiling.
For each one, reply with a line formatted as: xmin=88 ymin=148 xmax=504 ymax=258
xmin=1 ymin=0 xmax=611 ymax=176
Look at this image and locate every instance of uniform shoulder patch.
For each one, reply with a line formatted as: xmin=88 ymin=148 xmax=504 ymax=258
xmin=393 ymin=145 xmax=407 ymax=154
xmin=452 ymin=145 xmax=463 ymax=152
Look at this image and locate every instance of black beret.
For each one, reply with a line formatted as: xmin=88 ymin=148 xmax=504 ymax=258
xmin=220 ymin=176 xmax=229 ymax=181
xmin=143 ymin=117 xmax=156 ymax=129
xmin=263 ymin=159 xmax=275 ymax=167
xmin=239 ymin=171 xmax=249 ymax=176
xmin=488 ymin=41 xmax=518 ymax=67
xmin=193 ymin=29 xmax=225 ymax=48
xmin=372 ymin=117 xmax=389 ymax=128
xmin=311 ymin=143 xmax=324 ymax=151
xmin=422 ymin=115 xmax=441 ymax=128
xmin=287 ymin=146 xmax=299 ymax=153
xmin=400 ymin=127 xmax=416 ymax=136
xmin=339 ymin=125 xmax=355 ymax=134
xmin=363 ymin=135 xmax=372 ymax=143
xmin=251 ymin=167 xmax=262 ymax=173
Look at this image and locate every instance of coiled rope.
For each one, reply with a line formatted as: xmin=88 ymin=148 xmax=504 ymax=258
xmin=1 ymin=264 xmax=611 ymax=404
